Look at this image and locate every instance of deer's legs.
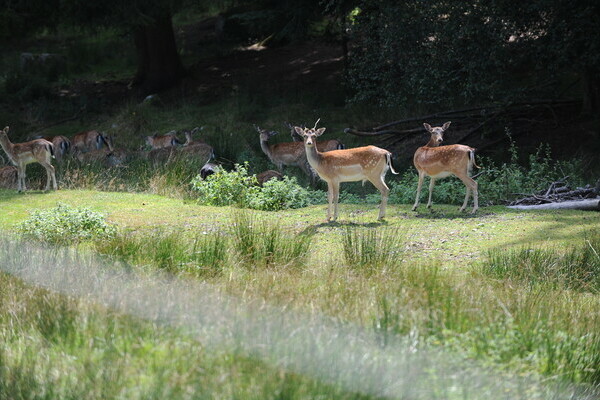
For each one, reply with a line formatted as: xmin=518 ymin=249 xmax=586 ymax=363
xmin=331 ymin=181 xmax=340 ymax=222
xmin=17 ymin=165 xmax=26 ymax=192
xmin=370 ymin=175 xmax=390 ymax=220
xmin=426 ymin=178 xmax=436 ymax=208
xmin=41 ymin=161 xmax=57 ymax=191
xmin=458 ymin=175 xmax=478 ymax=213
xmin=412 ymin=171 xmax=425 ymax=211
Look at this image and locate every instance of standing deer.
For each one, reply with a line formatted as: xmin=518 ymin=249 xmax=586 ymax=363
xmin=256 ymin=125 xmax=316 ymax=182
xmin=72 ymin=130 xmax=113 ymax=154
xmin=0 ymin=126 xmax=57 ymax=192
xmin=295 ymin=120 xmax=399 ymax=222
xmin=286 ymin=122 xmax=345 ymax=151
xmin=44 ymin=135 xmax=71 ymax=162
xmin=412 ymin=121 xmax=479 ymax=213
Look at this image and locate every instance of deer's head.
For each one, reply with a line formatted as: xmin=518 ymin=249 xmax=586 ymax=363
xmin=423 ymin=121 xmax=451 ymax=146
xmin=294 ymin=125 xmax=326 ymax=148
xmin=255 ymin=125 xmax=278 ymax=142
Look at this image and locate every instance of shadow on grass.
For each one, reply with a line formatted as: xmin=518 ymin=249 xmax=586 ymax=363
xmin=411 ymin=208 xmax=496 ymax=220
xmin=300 ymin=219 xmax=388 ymax=235
xmin=0 ymin=189 xmax=57 ymax=202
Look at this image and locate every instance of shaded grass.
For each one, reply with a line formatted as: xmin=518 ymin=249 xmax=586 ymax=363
xmin=482 ymin=231 xmax=600 ymax=292
xmin=341 ymin=226 xmax=406 ymax=274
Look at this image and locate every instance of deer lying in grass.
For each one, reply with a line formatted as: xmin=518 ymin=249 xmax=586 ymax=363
xmin=144 ymin=131 xmax=181 ymax=149
xmin=0 ymin=126 xmax=57 ymax=192
xmin=0 ymin=165 xmax=17 ymax=189
xmin=72 ymin=130 xmax=113 ymax=154
xmin=412 ymin=121 xmax=479 ymax=213
xmin=295 ymin=120 xmax=398 ymax=222
xmin=256 ymin=169 xmax=283 ymax=186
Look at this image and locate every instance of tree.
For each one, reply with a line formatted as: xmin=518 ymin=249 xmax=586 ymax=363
xmin=346 ymin=0 xmax=600 ymax=114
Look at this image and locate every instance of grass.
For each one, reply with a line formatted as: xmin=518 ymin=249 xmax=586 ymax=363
xmin=1 ymin=189 xmax=600 ymax=398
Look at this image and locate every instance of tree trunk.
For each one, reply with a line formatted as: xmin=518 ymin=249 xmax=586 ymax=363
xmin=582 ymin=67 xmax=600 ymax=115
xmin=133 ymin=13 xmax=185 ymax=96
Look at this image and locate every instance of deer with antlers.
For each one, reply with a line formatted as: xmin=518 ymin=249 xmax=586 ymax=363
xmin=412 ymin=121 xmax=479 ymax=213
xmin=0 ymin=126 xmax=57 ymax=192
xmin=295 ymin=120 xmax=398 ymax=222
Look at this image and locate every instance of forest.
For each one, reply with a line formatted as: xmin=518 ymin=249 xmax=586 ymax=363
xmin=0 ymin=1 xmax=599 ymax=399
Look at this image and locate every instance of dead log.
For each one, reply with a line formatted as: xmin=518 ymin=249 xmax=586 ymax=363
xmin=507 ymin=199 xmax=600 ymax=211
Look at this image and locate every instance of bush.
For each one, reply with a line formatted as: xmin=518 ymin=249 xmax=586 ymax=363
xmin=191 ymin=163 xmax=322 ymax=211
xmin=17 ymin=203 xmax=116 ymax=244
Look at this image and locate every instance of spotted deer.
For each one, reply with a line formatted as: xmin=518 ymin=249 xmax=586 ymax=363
xmin=296 ymin=120 xmax=398 ymax=222
xmin=286 ymin=122 xmax=345 ymax=151
xmin=256 ymin=125 xmax=316 ymax=181
xmin=412 ymin=121 xmax=479 ymax=213
xmin=0 ymin=126 xmax=57 ymax=192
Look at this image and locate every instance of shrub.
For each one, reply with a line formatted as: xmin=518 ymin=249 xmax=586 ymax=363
xmin=17 ymin=203 xmax=116 ymax=244
xmin=191 ymin=163 xmax=322 ymax=211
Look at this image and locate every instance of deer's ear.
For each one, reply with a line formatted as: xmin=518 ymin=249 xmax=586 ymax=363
xmin=315 ymin=127 xmax=326 ymax=137
xmin=3 ymin=126 xmax=9 ymax=133
xmin=294 ymin=126 xmax=306 ymax=137
xmin=442 ymin=121 xmax=451 ymax=130
xmin=423 ymin=123 xmax=433 ymax=132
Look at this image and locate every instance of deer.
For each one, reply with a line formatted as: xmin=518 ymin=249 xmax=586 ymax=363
xmin=256 ymin=125 xmax=317 ymax=182
xmin=43 ymin=135 xmax=71 ymax=162
xmin=0 ymin=165 xmax=17 ymax=189
xmin=286 ymin=122 xmax=345 ymax=151
xmin=412 ymin=121 xmax=479 ymax=213
xmin=255 ymin=169 xmax=283 ymax=186
xmin=72 ymin=130 xmax=113 ymax=154
xmin=0 ymin=126 xmax=57 ymax=192
xmin=295 ymin=120 xmax=399 ymax=222
xmin=183 ymin=127 xmax=205 ymax=146
xmin=144 ymin=130 xmax=181 ymax=149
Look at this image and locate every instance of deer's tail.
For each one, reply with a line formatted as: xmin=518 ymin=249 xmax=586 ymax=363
xmin=386 ymin=152 xmax=399 ymax=175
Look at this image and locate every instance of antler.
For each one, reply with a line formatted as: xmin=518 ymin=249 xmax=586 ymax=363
xmin=312 ymin=118 xmax=321 ymax=130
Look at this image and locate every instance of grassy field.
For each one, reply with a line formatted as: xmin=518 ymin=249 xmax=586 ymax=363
xmin=1 ymin=188 xmax=599 ymax=399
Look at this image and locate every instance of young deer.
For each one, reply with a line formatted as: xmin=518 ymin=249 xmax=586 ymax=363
xmin=0 ymin=126 xmax=57 ymax=192
xmin=412 ymin=121 xmax=479 ymax=213
xmin=72 ymin=130 xmax=113 ymax=154
xmin=144 ymin=130 xmax=181 ymax=149
xmin=296 ymin=121 xmax=398 ymax=222
xmin=256 ymin=125 xmax=316 ymax=181
xmin=0 ymin=165 xmax=17 ymax=189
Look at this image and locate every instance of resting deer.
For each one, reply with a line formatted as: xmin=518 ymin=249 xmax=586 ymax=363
xmin=256 ymin=169 xmax=283 ymax=186
xmin=412 ymin=121 xmax=479 ymax=213
xmin=183 ymin=127 xmax=205 ymax=146
xmin=0 ymin=126 xmax=57 ymax=192
xmin=144 ymin=130 xmax=181 ymax=149
xmin=72 ymin=130 xmax=113 ymax=154
xmin=296 ymin=120 xmax=399 ymax=222
xmin=0 ymin=165 xmax=17 ymax=189
xmin=256 ymin=125 xmax=316 ymax=182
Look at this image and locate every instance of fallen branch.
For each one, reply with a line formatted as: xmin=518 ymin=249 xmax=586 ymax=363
xmin=507 ymin=199 xmax=600 ymax=211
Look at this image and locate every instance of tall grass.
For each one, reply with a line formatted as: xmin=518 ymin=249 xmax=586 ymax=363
xmin=341 ymin=226 xmax=406 ymax=274
xmin=231 ymin=211 xmax=312 ymax=270
xmin=96 ymin=228 xmax=228 ymax=277
xmin=482 ymin=231 xmax=600 ymax=292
